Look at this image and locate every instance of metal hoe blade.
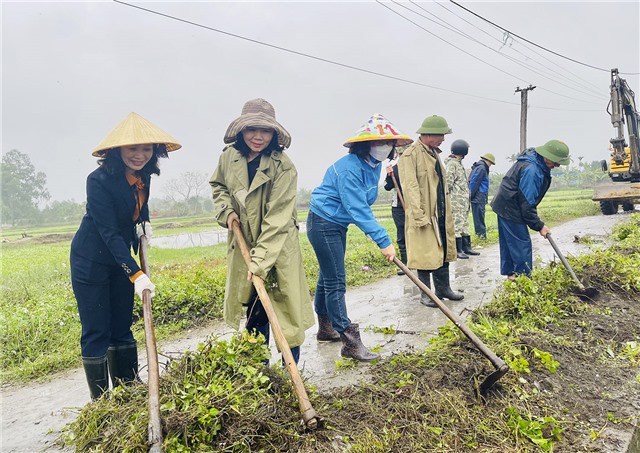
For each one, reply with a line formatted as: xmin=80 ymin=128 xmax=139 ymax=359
xmin=393 ymin=258 xmax=509 ymax=395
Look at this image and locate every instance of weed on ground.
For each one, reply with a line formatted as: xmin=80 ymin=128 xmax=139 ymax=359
xmin=60 ymin=216 xmax=640 ymax=452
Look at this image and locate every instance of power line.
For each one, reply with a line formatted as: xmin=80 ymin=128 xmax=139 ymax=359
xmin=380 ymin=0 xmax=603 ymax=104
xmin=430 ymin=1 xmax=605 ymax=96
xmin=449 ymin=0 xmax=640 ymax=76
xmin=112 ymin=0 xmax=602 ymax=112
xmin=391 ymin=0 xmax=606 ymax=102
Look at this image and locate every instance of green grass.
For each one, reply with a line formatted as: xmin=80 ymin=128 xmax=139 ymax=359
xmin=0 ymin=189 xmax=600 ymax=383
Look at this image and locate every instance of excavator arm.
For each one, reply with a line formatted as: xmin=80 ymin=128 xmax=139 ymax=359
xmin=608 ymin=68 xmax=640 ymax=177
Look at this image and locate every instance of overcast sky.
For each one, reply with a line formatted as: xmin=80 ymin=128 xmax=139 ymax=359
xmin=3 ymin=0 xmax=639 ymax=203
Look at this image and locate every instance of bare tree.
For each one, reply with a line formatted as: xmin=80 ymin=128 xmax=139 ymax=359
xmin=163 ymin=172 xmax=209 ymax=203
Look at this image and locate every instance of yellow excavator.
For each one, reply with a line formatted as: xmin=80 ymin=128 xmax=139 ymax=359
xmin=592 ymin=69 xmax=640 ymax=215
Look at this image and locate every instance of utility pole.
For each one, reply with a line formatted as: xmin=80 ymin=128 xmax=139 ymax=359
xmin=515 ymin=85 xmax=536 ymax=152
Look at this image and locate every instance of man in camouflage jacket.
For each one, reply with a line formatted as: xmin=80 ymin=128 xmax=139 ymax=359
xmin=445 ymin=139 xmax=479 ymax=259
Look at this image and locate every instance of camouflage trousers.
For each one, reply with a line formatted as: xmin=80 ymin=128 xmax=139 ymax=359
xmin=451 ymin=195 xmax=470 ymax=237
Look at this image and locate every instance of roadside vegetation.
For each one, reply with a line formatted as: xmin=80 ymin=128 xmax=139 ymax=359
xmin=0 ymin=189 xmax=601 ymax=383
xmin=61 ymin=214 xmax=640 ymax=452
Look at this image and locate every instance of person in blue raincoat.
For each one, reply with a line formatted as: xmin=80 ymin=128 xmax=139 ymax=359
xmin=307 ymin=113 xmax=413 ymax=362
xmin=468 ymin=153 xmax=495 ymax=240
xmin=490 ymin=140 xmax=570 ymax=279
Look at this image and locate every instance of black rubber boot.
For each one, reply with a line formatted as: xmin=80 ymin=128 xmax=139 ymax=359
xmin=417 ymin=269 xmax=437 ymax=307
xmin=462 ymin=235 xmax=480 ymax=256
xmin=456 ymin=237 xmax=469 ymax=259
xmin=317 ymin=314 xmax=341 ymax=342
xmin=107 ymin=343 xmax=139 ymax=388
xmin=339 ymin=323 xmax=380 ymax=362
xmin=433 ymin=265 xmax=464 ymax=301
xmin=83 ymin=355 xmax=109 ymax=401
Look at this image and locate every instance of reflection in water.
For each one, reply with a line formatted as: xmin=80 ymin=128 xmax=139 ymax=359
xmin=153 ymin=222 xmax=307 ymax=249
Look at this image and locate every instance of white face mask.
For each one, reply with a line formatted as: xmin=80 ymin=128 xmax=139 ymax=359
xmin=369 ymin=142 xmax=394 ymax=162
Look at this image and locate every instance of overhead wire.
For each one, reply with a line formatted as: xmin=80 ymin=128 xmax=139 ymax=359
xmin=449 ymin=0 xmax=640 ymax=76
xmin=384 ymin=0 xmax=605 ymax=103
xmin=113 ymin=0 xmax=602 ymax=112
xmin=430 ymin=1 xmax=605 ymax=96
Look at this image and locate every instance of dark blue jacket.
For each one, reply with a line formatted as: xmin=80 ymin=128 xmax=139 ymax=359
xmin=70 ymin=166 xmax=150 ymax=279
xmin=468 ymin=159 xmax=490 ymax=204
xmin=490 ymin=149 xmax=551 ymax=231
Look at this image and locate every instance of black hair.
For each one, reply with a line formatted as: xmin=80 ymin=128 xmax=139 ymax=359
xmin=98 ymin=144 xmax=165 ymax=177
xmin=348 ymin=141 xmax=371 ymax=159
xmin=234 ymin=132 xmax=283 ymax=157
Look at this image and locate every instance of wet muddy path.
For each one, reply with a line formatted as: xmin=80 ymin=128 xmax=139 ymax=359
xmin=0 ymin=212 xmax=632 ymax=452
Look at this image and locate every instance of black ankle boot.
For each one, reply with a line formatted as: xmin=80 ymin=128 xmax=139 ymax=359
xmin=107 ymin=343 xmax=139 ymax=388
xmin=456 ymin=237 xmax=469 ymax=259
xmin=462 ymin=235 xmax=480 ymax=256
xmin=83 ymin=355 xmax=109 ymax=401
xmin=339 ymin=323 xmax=379 ymax=362
xmin=316 ymin=314 xmax=341 ymax=342
xmin=433 ymin=265 xmax=464 ymax=301
xmin=417 ymin=270 xmax=437 ymax=307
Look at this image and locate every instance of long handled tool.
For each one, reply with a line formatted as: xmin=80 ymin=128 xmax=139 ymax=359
xmin=393 ymin=257 xmax=509 ymax=395
xmin=231 ymin=221 xmax=320 ymax=429
xmin=546 ymin=233 xmax=599 ymax=301
xmin=139 ymin=235 xmax=164 ymax=453
xmin=389 ymin=168 xmax=405 ymax=210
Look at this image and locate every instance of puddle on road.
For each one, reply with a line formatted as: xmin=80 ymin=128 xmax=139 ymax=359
xmin=153 ymin=222 xmax=308 ymax=249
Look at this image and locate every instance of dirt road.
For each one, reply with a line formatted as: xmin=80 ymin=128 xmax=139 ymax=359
xmin=0 ymin=213 xmax=632 ymax=452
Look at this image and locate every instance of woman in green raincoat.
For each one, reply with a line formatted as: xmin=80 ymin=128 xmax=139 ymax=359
xmin=210 ymin=98 xmax=314 ymax=363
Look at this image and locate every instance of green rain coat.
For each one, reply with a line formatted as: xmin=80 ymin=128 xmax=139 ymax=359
xmin=210 ymin=145 xmax=314 ymax=348
xmin=398 ymin=140 xmax=457 ymax=270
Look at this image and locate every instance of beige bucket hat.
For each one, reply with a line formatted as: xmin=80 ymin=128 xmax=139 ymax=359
xmin=92 ymin=112 xmax=182 ymax=157
xmin=223 ymin=98 xmax=291 ymax=149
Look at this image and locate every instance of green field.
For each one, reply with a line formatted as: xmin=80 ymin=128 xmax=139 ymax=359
xmin=0 ymin=189 xmax=599 ymax=383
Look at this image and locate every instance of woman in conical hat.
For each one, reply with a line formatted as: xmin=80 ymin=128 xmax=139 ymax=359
xmin=70 ymin=112 xmax=180 ymax=400
xmin=306 ymin=113 xmax=413 ymax=362
xmin=210 ymin=98 xmax=314 ymax=365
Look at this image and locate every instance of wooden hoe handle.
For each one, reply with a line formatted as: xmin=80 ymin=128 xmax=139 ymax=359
xmin=139 ymin=235 xmax=164 ymax=452
xmin=231 ymin=221 xmax=318 ymax=429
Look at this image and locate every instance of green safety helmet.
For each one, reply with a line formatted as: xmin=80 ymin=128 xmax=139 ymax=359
xmin=416 ymin=115 xmax=452 ymax=135
xmin=535 ymin=140 xmax=570 ymax=165
xmin=481 ymin=153 xmax=496 ymax=164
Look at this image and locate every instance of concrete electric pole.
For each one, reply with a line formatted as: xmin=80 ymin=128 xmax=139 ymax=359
xmin=515 ymin=85 xmax=536 ymax=152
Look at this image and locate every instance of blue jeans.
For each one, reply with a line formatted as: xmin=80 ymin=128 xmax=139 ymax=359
xmin=306 ymin=211 xmax=351 ymax=332
xmin=497 ymin=216 xmax=533 ymax=276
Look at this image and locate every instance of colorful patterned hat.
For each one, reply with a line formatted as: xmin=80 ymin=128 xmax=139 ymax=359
xmin=92 ymin=112 xmax=181 ymax=157
xmin=343 ymin=113 xmax=413 ymax=148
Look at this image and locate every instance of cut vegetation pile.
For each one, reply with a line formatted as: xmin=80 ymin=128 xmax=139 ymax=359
xmin=63 ymin=214 xmax=640 ymax=452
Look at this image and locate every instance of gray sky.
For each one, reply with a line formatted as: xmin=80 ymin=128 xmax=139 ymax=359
xmin=3 ymin=1 xmax=639 ymax=203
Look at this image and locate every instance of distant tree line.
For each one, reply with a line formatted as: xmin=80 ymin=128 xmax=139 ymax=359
xmin=1 ymin=149 xmax=610 ymax=227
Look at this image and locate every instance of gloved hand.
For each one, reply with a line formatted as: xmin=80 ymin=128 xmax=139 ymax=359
xmin=136 ymin=221 xmax=152 ymax=244
xmin=134 ymin=274 xmax=156 ymax=299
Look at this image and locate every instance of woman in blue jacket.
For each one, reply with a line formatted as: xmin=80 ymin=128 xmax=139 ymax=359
xmin=70 ymin=112 xmax=181 ymax=400
xmin=307 ymin=113 xmax=412 ymax=361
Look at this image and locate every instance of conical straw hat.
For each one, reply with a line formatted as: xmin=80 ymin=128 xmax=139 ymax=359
xmin=343 ymin=113 xmax=413 ymax=148
xmin=92 ymin=112 xmax=182 ymax=157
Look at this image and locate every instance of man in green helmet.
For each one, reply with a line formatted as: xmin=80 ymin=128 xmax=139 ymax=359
xmin=468 ymin=153 xmax=496 ymax=240
xmin=490 ymin=140 xmax=570 ymax=279
xmin=398 ymin=115 xmax=464 ymax=306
